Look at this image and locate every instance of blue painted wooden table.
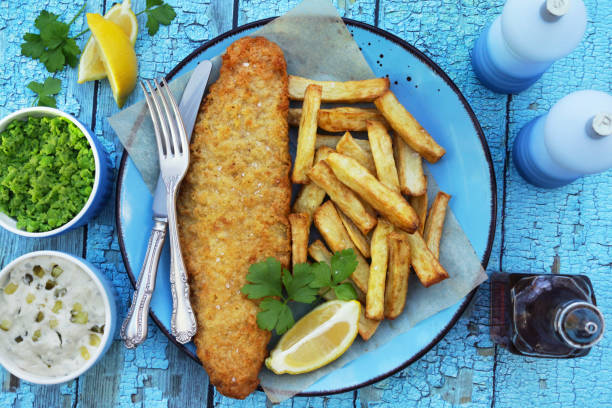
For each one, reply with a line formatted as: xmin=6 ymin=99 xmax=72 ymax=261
xmin=1 ymin=0 xmax=610 ymax=406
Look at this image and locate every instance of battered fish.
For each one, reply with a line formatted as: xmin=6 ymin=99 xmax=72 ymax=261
xmin=177 ymin=37 xmax=291 ymax=399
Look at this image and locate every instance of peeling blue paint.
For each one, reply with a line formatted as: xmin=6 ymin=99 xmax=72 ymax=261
xmin=0 ymin=0 xmax=610 ymax=406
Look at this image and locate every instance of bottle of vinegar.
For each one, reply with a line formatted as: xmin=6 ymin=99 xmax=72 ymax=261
xmin=471 ymin=0 xmax=587 ymax=94
xmin=512 ymin=90 xmax=612 ymax=188
xmin=490 ymin=272 xmax=604 ymax=358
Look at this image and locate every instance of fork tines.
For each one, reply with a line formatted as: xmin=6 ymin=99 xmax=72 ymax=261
xmin=140 ymin=78 xmax=188 ymax=160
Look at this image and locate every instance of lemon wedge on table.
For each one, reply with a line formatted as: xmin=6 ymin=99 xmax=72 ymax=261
xmin=86 ymin=13 xmax=138 ymax=108
xmin=78 ymin=0 xmax=137 ymax=83
xmin=266 ymin=300 xmax=361 ymax=375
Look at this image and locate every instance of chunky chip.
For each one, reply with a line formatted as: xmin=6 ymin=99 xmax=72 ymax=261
xmin=308 ymin=160 xmax=378 ymax=235
xmin=289 ymin=75 xmax=390 ymax=103
xmin=384 ymin=231 xmax=411 ymax=319
xmin=367 ymin=120 xmax=400 ymax=193
xmin=313 ymin=201 xmax=371 ymax=293
xmin=375 ymin=90 xmax=445 ymax=163
xmin=325 ymin=153 xmax=419 ymax=233
xmin=366 ymin=218 xmax=394 ymax=320
xmin=289 ymin=213 xmax=310 ymax=266
xmin=423 ymin=191 xmax=451 ymax=259
xmin=405 ymin=230 xmax=449 ymax=287
xmin=394 ymin=134 xmax=427 ymax=196
xmin=292 ymin=84 xmax=322 ymax=183
xmin=336 ymin=131 xmax=376 ymax=174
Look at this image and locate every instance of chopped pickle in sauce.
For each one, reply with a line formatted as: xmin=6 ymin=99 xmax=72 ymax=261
xmin=32 ymin=329 xmax=41 ymax=342
xmin=89 ymin=334 xmax=101 ymax=347
xmin=70 ymin=310 xmax=89 ymax=325
xmin=0 ymin=256 xmax=106 ymax=378
xmin=0 ymin=320 xmax=12 ymax=331
xmin=45 ymin=280 xmax=57 ymax=290
xmin=23 ymin=274 xmax=33 ymax=285
xmin=51 ymin=265 xmax=64 ymax=278
xmin=4 ymin=283 xmax=18 ymax=295
xmin=33 ymin=265 xmax=45 ymax=278
xmin=80 ymin=346 xmax=90 ymax=360
xmin=52 ymin=301 xmax=63 ymax=313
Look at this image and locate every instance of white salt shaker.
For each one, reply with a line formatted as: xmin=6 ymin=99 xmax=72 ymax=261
xmin=513 ymin=90 xmax=612 ymax=188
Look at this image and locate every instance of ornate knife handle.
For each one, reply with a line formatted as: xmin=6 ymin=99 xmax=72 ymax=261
xmin=166 ymin=185 xmax=197 ymax=344
xmin=121 ymin=218 xmax=167 ymax=349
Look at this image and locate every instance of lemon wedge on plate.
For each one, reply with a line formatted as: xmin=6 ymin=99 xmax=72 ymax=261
xmin=266 ymin=300 xmax=361 ymax=375
xmin=78 ymin=0 xmax=137 ymax=83
xmin=86 ymin=13 xmax=137 ymax=108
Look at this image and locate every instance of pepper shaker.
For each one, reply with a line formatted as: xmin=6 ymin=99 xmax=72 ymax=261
xmin=471 ymin=0 xmax=587 ymax=94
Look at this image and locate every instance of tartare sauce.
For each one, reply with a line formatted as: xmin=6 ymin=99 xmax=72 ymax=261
xmin=0 ymin=256 xmax=105 ymax=377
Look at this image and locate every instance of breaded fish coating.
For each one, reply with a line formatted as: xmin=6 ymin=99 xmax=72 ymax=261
xmin=177 ymin=37 xmax=291 ymax=399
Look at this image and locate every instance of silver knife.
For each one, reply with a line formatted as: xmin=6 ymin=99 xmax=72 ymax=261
xmin=121 ymin=60 xmax=213 ymax=349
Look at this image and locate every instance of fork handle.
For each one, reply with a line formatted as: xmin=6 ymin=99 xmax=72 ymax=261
xmin=166 ymin=180 xmax=197 ymax=344
xmin=121 ymin=218 xmax=167 ymax=349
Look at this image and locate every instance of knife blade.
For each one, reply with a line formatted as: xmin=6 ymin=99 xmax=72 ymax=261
xmin=152 ymin=60 xmax=213 ymax=217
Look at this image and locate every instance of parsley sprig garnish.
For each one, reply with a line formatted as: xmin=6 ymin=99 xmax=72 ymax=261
xmin=21 ymin=1 xmax=177 ymax=105
xmin=241 ymin=249 xmax=359 ymax=335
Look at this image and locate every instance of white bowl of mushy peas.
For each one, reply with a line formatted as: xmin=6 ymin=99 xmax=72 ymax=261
xmin=0 ymin=251 xmax=116 ymax=384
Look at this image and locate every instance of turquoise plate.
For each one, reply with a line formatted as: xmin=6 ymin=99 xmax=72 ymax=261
xmin=116 ymin=19 xmax=496 ymax=396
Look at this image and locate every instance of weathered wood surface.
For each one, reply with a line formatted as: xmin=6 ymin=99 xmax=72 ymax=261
xmin=0 ymin=0 xmax=610 ymax=406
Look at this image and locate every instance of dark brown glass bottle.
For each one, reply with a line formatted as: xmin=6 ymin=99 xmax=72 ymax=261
xmin=490 ymin=273 xmax=604 ymax=358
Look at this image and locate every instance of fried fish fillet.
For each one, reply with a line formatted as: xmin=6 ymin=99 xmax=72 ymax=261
xmin=177 ymin=37 xmax=291 ymax=399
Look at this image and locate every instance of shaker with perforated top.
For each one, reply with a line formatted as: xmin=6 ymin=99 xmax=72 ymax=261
xmin=513 ymin=90 xmax=612 ymax=188
xmin=471 ymin=0 xmax=587 ymax=94
xmin=490 ymin=273 xmax=604 ymax=358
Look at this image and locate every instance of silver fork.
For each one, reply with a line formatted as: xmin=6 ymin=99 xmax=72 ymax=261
xmin=140 ymin=78 xmax=197 ymax=344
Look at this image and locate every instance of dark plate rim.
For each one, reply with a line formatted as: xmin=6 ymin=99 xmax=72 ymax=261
xmin=115 ymin=17 xmax=497 ymax=397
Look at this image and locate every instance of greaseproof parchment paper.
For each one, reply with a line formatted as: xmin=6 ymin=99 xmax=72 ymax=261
xmin=108 ymin=0 xmax=371 ymax=193
xmin=108 ymin=0 xmax=487 ymax=403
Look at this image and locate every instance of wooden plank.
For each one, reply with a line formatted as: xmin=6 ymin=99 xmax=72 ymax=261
xmin=492 ymin=0 xmax=612 ymax=406
xmin=0 ymin=0 xmax=101 ymax=406
xmin=363 ymin=0 xmax=510 ymax=406
xmin=237 ymin=0 xmax=377 ymax=26
xmin=75 ymin=0 xmax=234 ymax=407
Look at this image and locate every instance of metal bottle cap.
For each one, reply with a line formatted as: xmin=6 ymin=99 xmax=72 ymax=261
xmin=555 ymin=301 xmax=605 ymax=348
xmin=546 ymin=0 xmax=571 ymax=17
xmin=592 ymin=112 xmax=612 ymax=137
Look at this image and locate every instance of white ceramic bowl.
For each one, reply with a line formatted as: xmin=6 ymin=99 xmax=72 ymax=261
xmin=0 ymin=251 xmax=117 ymax=385
xmin=0 ymin=107 xmax=113 ymax=238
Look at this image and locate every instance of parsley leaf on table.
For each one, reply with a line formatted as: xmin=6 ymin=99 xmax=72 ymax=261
xmin=27 ymin=77 xmax=62 ymax=107
xmin=144 ymin=0 xmax=177 ymax=36
xmin=21 ymin=10 xmax=81 ymax=73
xmin=242 ymin=249 xmax=359 ymax=335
